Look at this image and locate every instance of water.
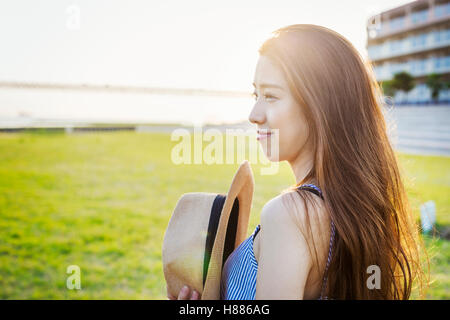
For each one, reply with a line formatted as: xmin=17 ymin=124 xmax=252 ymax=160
xmin=0 ymin=87 xmax=449 ymax=156
xmin=0 ymin=87 xmax=253 ymax=127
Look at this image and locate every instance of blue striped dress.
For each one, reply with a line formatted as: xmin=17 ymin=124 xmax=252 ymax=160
xmin=220 ymin=183 xmax=336 ymax=300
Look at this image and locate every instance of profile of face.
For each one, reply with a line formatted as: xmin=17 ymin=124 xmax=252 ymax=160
xmin=249 ymin=55 xmax=312 ymax=163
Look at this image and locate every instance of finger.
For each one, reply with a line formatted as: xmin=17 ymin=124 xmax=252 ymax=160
xmin=190 ymin=290 xmax=199 ymax=300
xmin=167 ymin=293 xmax=176 ymax=300
xmin=178 ymin=286 xmax=190 ymax=300
xmin=166 ymin=287 xmax=176 ymax=300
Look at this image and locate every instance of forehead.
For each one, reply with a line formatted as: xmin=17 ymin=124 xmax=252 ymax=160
xmin=253 ymin=55 xmax=287 ymax=89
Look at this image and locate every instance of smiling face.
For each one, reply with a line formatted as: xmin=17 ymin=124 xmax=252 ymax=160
xmin=249 ymin=55 xmax=313 ymax=163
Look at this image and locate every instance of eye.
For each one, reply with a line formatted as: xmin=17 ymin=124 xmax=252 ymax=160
xmin=264 ymin=94 xmax=278 ymax=101
xmin=252 ymin=91 xmax=278 ymax=102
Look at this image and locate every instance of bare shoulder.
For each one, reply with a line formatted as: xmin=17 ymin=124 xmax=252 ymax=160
xmin=254 ymin=190 xmax=330 ymax=299
xmin=260 ymin=189 xmax=330 ymax=242
xmin=255 ymin=189 xmax=332 ymax=299
xmin=260 ymin=194 xmax=295 ymax=229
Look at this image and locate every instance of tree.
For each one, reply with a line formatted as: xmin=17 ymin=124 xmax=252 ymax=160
xmin=425 ymin=73 xmax=446 ymax=104
xmin=392 ymin=71 xmax=415 ymax=103
xmin=380 ymin=79 xmax=396 ymax=97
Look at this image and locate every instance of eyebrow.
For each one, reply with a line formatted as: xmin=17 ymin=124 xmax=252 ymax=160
xmin=252 ymin=82 xmax=284 ymax=90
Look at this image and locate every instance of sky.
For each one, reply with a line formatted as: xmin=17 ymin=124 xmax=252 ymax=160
xmin=0 ymin=0 xmax=413 ymax=92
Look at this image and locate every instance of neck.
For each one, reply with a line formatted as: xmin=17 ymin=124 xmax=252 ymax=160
xmin=288 ymin=151 xmax=316 ymax=186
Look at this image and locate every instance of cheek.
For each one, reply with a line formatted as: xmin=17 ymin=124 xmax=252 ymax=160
xmin=265 ymin=102 xmax=293 ymax=130
xmin=270 ymin=102 xmax=309 ymax=157
xmin=280 ymin=123 xmax=307 ymax=157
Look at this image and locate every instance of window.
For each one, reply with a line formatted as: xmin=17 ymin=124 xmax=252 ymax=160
xmin=434 ymin=30 xmax=442 ymax=42
xmin=368 ymin=45 xmax=381 ymax=59
xmin=411 ymin=60 xmax=425 ymax=74
xmin=389 ymin=39 xmax=403 ymax=53
xmin=445 ymin=29 xmax=450 ymax=41
xmin=412 ymin=33 xmax=427 ymax=48
xmin=411 ymin=9 xmax=428 ymax=24
xmin=445 ymin=56 xmax=450 ymax=68
xmin=373 ymin=66 xmax=382 ymax=78
xmin=391 ymin=63 xmax=405 ymax=75
xmin=433 ymin=29 xmax=450 ymax=43
xmin=431 ymin=56 xmax=450 ymax=72
xmin=435 ymin=3 xmax=450 ymax=18
xmin=390 ymin=16 xmax=405 ymax=30
xmin=434 ymin=56 xmax=442 ymax=69
xmin=420 ymin=33 xmax=428 ymax=46
xmin=379 ymin=21 xmax=388 ymax=34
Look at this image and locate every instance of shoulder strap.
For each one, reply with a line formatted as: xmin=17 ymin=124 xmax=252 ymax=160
xmin=255 ymin=184 xmax=323 ymax=239
xmin=297 ymin=184 xmax=335 ymax=300
xmin=319 ymin=220 xmax=335 ymax=299
xmin=296 ymin=184 xmax=324 ymax=200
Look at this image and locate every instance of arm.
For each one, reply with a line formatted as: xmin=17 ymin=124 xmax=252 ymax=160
xmin=254 ymin=194 xmax=313 ymax=300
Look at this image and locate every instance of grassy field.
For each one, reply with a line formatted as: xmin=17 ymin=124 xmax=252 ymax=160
xmin=0 ymin=131 xmax=448 ymax=299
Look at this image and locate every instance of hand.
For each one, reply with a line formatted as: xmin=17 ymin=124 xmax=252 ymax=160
xmin=167 ymin=285 xmax=201 ymax=300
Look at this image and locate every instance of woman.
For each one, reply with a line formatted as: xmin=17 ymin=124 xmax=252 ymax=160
xmin=168 ymin=24 xmax=427 ymax=300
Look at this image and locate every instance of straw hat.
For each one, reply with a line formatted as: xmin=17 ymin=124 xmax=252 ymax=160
xmin=162 ymin=160 xmax=254 ymax=300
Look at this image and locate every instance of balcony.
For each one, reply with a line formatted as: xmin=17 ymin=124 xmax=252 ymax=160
xmin=373 ymin=55 xmax=450 ymax=81
xmin=368 ymin=28 xmax=450 ymax=61
xmin=368 ymin=2 xmax=450 ymax=41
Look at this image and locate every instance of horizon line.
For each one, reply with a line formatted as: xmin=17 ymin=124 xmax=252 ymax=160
xmin=0 ymin=81 xmax=252 ymax=98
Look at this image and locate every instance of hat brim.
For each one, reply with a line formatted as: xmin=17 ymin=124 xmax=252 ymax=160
xmin=201 ymin=160 xmax=254 ymax=299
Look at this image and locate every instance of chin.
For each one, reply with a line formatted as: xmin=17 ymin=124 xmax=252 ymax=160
xmin=260 ymin=146 xmax=283 ymax=162
xmin=258 ymin=133 xmax=282 ymax=162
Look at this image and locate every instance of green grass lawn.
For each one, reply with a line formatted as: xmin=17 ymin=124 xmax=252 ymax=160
xmin=0 ymin=131 xmax=448 ymax=299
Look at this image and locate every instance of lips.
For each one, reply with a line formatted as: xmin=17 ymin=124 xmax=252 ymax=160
xmin=257 ymin=129 xmax=272 ymax=141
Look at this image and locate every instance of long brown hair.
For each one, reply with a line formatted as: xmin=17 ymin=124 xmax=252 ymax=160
xmin=259 ymin=24 xmax=428 ymax=299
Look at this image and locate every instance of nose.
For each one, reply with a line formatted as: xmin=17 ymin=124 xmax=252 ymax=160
xmin=248 ymin=102 xmax=266 ymax=125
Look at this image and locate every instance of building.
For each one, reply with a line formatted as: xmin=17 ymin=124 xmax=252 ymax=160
xmin=366 ymin=0 xmax=450 ymax=104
